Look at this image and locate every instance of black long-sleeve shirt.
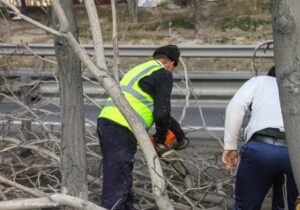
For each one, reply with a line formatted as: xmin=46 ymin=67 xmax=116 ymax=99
xmin=139 ymin=64 xmax=185 ymax=143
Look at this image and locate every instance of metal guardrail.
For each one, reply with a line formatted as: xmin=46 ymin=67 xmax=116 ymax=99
xmin=0 ymin=44 xmax=274 ymax=58
xmin=0 ymin=68 xmax=254 ymax=79
xmin=0 ymin=69 xmax=255 ymax=106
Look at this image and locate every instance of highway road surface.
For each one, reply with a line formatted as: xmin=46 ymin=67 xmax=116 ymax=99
xmin=0 ymin=102 xmax=226 ymax=140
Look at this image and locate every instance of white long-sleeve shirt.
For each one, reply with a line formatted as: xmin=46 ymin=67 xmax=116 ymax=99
xmin=224 ymin=76 xmax=284 ymax=150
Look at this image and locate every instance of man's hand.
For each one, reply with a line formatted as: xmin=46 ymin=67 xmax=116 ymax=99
xmin=222 ymin=150 xmax=239 ymax=174
xmin=295 ymin=195 xmax=300 ymax=210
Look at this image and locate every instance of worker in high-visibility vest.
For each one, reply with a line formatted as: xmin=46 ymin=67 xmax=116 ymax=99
xmin=97 ymin=45 xmax=189 ymax=210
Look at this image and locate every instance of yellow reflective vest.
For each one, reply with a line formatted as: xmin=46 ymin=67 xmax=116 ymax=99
xmin=99 ymin=60 xmax=163 ymax=131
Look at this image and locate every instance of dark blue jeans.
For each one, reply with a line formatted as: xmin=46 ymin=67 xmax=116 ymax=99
xmin=97 ymin=118 xmax=137 ymax=210
xmin=234 ymin=140 xmax=298 ymax=210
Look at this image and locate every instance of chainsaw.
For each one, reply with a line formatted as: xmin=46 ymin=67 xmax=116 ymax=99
xmin=150 ymin=130 xmax=178 ymax=153
xmin=150 ymin=130 xmax=193 ymax=188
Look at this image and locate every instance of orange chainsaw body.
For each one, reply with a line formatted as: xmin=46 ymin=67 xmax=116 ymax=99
xmin=150 ymin=130 xmax=190 ymax=179
xmin=150 ymin=130 xmax=177 ymax=153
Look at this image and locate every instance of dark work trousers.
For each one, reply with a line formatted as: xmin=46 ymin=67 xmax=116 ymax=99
xmin=234 ymin=140 xmax=298 ymax=210
xmin=97 ymin=118 xmax=137 ymax=210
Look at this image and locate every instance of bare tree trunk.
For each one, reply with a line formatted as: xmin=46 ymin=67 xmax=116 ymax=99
xmin=0 ymin=9 xmax=12 ymax=42
xmin=51 ymin=0 xmax=88 ymax=201
xmin=271 ymin=0 xmax=300 ymax=191
xmin=127 ymin=0 xmax=138 ymax=23
xmin=193 ymin=0 xmax=202 ymax=39
xmin=20 ymin=0 xmax=26 ymax=13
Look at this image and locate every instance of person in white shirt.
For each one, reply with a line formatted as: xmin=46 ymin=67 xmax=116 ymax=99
xmin=222 ymin=66 xmax=298 ymax=210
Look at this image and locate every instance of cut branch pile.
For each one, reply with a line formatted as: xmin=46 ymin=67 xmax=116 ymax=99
xmin=0 ymin=1 xmax=237 ymax=208
xmin=0 ymin=72 xmax=235 ymax=209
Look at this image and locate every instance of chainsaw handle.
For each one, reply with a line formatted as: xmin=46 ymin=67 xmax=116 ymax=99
xmin=175 ymin=137 xmax=190 ymax=150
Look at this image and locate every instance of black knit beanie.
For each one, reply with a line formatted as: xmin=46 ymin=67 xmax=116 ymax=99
xmin=153 ymin=45 xmax=180 ymax=66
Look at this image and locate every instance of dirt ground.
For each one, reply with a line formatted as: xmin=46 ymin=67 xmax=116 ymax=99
xmin=0 ymin=2 xmax=274 ymax=71
xmin=0 ymin=2 xmax=273 ymax=44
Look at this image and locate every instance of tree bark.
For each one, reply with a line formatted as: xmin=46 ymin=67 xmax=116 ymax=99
xmin=193 ymin=0 xmax=202 ymax=39
xmin=127 ymin=0 xmax=138 ymax=23
xmin=51 ymin=0 xmax=88 ymax=201
xmin=271 ymin=0 xmax=300 ymax=191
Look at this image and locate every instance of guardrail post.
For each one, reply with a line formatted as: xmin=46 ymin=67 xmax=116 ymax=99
xmin=21 ymin=76 xmax=32 ymax=141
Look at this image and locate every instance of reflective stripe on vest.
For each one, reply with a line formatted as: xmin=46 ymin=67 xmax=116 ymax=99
xmin=99 ymin=60 xmax=162 ymax=130
xmin=105 ymin=86 xmax=154 ymax=111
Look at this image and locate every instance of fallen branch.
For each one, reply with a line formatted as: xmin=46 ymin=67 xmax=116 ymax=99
xmin=0 ymin=174 xmax=46 ymax=197
xmin=0 ymin=193 xmax=107 ymax=210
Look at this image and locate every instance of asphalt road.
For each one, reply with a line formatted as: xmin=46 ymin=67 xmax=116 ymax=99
xmin=0 ymin=102 xmax=226 ymax=139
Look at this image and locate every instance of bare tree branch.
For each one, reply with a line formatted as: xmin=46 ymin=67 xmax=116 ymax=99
xmin=0 ymin=0 xmax=61 ymax=36
xmin=111 ymin=0 xmax=120 ymax=82
xmin=84 ymin=0 xmax=107 ymax=70
xmin=0 ymin=193 xmax=107 ymax=210
xmin=0 ymin=174 xmax=46 ymax=197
